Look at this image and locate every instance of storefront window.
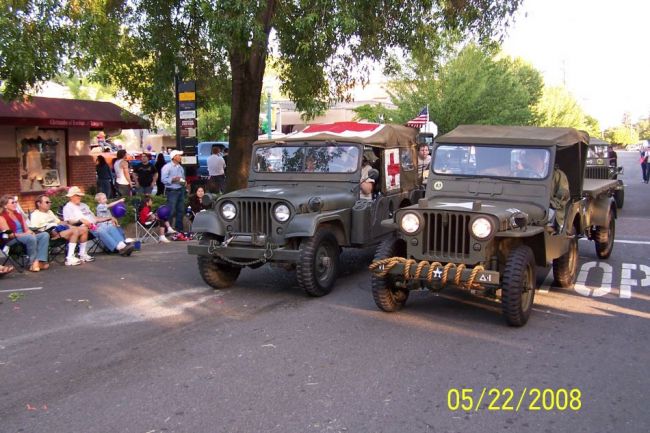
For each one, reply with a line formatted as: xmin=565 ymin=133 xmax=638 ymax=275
xmin=17 ymin=128 xmax=67 ymax=192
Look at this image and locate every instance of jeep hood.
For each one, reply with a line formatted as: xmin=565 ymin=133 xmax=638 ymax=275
xmin=219 ymin=183 xmax=355 ymax=211
xmin=420 ymin=197 xmax=546 ymax=222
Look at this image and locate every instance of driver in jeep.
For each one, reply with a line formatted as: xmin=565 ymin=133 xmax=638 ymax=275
xmin=519 ymin=150 xmax=570 ymax=232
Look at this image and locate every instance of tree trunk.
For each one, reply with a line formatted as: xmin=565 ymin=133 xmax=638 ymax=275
xmin=226 ymin=0 xmax=277 ymax=193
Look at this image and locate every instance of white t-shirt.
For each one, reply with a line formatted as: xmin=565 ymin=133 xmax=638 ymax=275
xmin=114 ymin=159 xmax=129 ymax=185
xmin=207 ymin=154 xmax=226 ymax=176
xmin=360 ymin=164 xmax=376 ymax=200
xmin=62 ymin=202 xmax=97 ymax=224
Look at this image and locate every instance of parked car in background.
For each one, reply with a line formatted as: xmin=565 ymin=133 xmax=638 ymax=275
xmin=197 ymin=141 xmax=229 ymax=177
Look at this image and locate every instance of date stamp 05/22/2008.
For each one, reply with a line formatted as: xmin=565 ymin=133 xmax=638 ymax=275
xmin=447 ymin=388 xmax=582 ymax=412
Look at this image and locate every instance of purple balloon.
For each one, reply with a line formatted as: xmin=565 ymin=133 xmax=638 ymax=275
xmin=157 ymin=205 xmax=171 ymax=221
xmin=111 ymin=202 xmax=127 ymax=218
xmin=146 ymin=144 xmax=153 ymax=151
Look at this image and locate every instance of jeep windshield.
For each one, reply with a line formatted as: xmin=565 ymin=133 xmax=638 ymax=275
xmin=254 ymin=145 xmax=360 ymax=173
xmin=433 ymin=145 xmax=551 ymax=179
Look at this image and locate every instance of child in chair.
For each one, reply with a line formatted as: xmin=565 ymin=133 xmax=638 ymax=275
xmin=138 ymin=195 xmax=174 ymax=243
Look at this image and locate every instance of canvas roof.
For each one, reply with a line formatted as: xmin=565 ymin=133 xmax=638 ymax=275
xmin=589 ymin=137 xmax=609 ymax=146
xmin=255 ymin=122 xmax=418 ymax=148
xmin=436 ymin=125 xmax=589 ymax=147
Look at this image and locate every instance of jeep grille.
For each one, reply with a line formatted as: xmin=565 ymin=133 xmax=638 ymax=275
xmin=236 ymin=199 xmax=273 ymax=234
xmin=422 ymin=212 xmax=471 ymax=260
xmin=585 ymin=166 xmax=610 ymax=179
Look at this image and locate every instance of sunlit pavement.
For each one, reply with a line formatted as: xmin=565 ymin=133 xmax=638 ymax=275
xmin=0 ymin=151 xmax=648 ymax=433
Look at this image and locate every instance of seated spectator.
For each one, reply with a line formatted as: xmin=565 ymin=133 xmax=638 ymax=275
xmin=30 ymin=194 xmax=92 ymax=266
xmin=0 ymin=194 xmax=50 ymax=272
xmin=188 ymin=187 xmax=209 ymax=219
xmin=94 ymin=193 xmax=125 ymax=226
xmin=62 ymin=187 xmax=134 ymax=256
xmin=138 ymin=195 xmax=173 ymax=243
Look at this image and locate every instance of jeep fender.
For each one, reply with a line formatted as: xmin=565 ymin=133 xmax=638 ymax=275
xmin=588 ymin=197 xmax=616 ymax=228
xmin=191 ymin=211 xmax=225 ymax=237
xmin=285 ymin=209 xmax=350 ymax=244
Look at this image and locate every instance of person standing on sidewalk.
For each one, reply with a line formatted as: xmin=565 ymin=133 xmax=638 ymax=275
xmin=207 ymin=145 xmax=226 ymax=193
xmin=640 ymin=145 xmax=649 ymax=183
xmin=161 ymin=150 xmax=186 ymax=233
xmin=114 ymin=149 xmax=132 ymax=197
xmin=134 ymin=153 xmax=157 ymax=195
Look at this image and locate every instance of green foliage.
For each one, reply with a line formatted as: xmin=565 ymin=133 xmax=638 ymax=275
xmin=354 ymin=44 xmax=544 ymax=135
xmin=604 ymin=126 xmax=639 ymax=146
xmin=532 ymin=86 xmax=601 ymax=136
xmin=634 ymin=118 xmax=650 ymax=140
xmin=198 ymin=105 xmax=231 ymax=142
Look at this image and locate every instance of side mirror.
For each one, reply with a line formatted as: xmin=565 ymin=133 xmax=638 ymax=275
xmin=617 ymin=166 xmax=624 ymax=174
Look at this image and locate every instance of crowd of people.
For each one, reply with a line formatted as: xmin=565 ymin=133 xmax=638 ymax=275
xmin=1 ymin=148 xmax=213 ymax=277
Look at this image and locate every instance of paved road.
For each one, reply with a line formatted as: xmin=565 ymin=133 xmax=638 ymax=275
xmin=1 ymin=151 xmax=648 ymax=433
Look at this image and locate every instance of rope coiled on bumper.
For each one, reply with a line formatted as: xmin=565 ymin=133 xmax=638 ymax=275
xmin=369 ymin=257 xmax=485 ymax=289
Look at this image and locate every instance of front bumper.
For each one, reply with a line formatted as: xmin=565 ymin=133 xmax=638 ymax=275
xmin=369 ymin=257 xmax=500 ymax=290
xmin=188 ymin=241 xmax=301 ymax=262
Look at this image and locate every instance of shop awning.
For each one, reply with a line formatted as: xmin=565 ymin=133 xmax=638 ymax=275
xmin=0 ymin=95 xmax=150 ymax=130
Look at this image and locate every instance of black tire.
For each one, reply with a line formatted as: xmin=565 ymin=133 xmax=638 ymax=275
xmin=197 ymin=256 xmax=241 ymax=289
xmin=552 ymin=230 xmax=579 ymax=288
xmin=501 ymin=245 xmax=536 ymax=327
xmin=594 ymin=212 xmax=615 ymax=259
xmin=614 ymin=189 xmax=624 ymax=209
xmin=371 ymin=237 xmax=409 ymax=312
xmin=296 ymin=229 xmax=340 ymax=297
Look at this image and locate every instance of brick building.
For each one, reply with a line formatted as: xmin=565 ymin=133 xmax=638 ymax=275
xmin=0 ymin=96 xmax=148 ymax=210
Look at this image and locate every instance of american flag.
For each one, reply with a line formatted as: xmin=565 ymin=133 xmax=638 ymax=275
xmin=406 ymin=106 xmax=429 ymax=128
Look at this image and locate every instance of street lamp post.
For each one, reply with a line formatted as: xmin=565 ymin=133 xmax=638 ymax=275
xmin=266 ymin=86 xmax=272 ymax=139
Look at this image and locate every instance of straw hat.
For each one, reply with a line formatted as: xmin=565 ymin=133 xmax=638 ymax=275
xmin=66 ymin=186 xmax=85 ymax=197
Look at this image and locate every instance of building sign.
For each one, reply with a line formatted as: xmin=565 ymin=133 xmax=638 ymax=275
xmin=179 ymin=110 xmax=196 ymax=119
xmin=48 ymin=119 xmax=105 ymax=128
xmin=176 ymin=80 xmax=198 ymax=159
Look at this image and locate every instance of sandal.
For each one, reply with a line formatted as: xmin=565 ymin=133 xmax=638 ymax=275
xmin=40 ymin=263 xmax=50 ymax=270
xmin=0 ymin=265 xmax=14 ymax=275
xmin=29 ymin=262 xmax=40 ymax=272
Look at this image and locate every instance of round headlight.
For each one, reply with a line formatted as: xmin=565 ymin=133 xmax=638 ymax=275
xmin=274 ymin=204 xmax=291 ymax=222
xmin=471 ymin=217 xmax=493 ymax=239
xmin=400 ymin=212 xmax=421 ymax=234
xmin=220 ymin=202 xmax=237 ymax=220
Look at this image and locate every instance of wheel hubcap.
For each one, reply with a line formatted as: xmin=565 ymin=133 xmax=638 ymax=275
xmin=316 ymin=244 xmax=333 ymax=283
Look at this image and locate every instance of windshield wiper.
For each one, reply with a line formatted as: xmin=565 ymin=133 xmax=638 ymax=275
xmin=452 ymin=175 xmax=521 ymax=183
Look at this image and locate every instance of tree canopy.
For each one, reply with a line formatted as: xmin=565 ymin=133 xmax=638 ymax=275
xmin=354 ymin=44 xmax=544 ymax=135
xmin=533 ymin=86 xmax=601 ymax=137
xmin=2 ymin=0 xmax=524 ymax=190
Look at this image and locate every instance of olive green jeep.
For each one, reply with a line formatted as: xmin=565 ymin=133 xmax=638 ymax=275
xmin=586 ymin=137 xmax=624 ymax=208
xmin=188 ymin=122 xmax=425 ymax=296
xmin=370 ymin=125 xmax=619 ymax=326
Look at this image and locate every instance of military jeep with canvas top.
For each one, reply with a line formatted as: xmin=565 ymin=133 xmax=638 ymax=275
xmin=586 ymin=137 xmax=624 ymax=208
xmin=188 ymin=122 xmax=425 ymax=296
xmin=369 ymin=125 xmax=619 ymax=326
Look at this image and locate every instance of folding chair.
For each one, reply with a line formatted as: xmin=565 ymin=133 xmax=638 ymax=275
xmin=48 ymin=236 xmax=68 ymax=264
xmin=87 ymin=230 xmax=112 ymax=255
xmin=1 ymin=231 xmax=29 ymax=273
xmin=133 ymin=198 xmax=159 ymax=244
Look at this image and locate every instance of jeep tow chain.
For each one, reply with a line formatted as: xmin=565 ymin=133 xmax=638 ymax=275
xmin=369 ymin=257 xmax=485 ymax=289
xmin=208 ymin=243 xmax=277 ymax=267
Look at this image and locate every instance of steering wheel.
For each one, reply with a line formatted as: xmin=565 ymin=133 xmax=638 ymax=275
xmin=513 ymin=168 xmax=540 ymax=178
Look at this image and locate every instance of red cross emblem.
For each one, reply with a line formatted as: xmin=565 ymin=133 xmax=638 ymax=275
xmin=386 ymin=150 xmax=400 ymax=188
